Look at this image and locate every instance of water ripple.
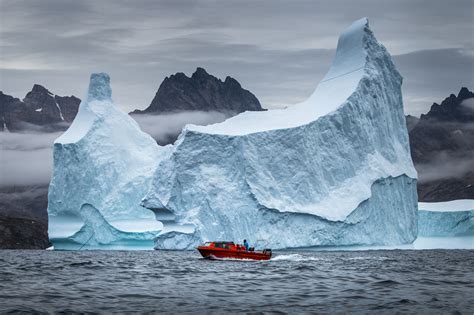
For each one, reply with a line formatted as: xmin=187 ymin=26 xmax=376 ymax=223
xmin=0 ymin=249 xmax=472 ymax=314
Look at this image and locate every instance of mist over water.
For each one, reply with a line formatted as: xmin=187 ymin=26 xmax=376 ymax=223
xmin=1 ymin=250 xmax=473 ymax=313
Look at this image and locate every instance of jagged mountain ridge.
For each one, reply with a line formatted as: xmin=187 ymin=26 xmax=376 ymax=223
xmin=1 ymin=68 xmax=264 ymax=134
xmin=0 ymin=85 xmax=80 ymax=132
xmin=132 ymin=67 xmax=264 ymax=114
xmin=420 ymin=87 xmax=474 ymax=122
xmin=407 ymin=87 xmax=474 ymax=201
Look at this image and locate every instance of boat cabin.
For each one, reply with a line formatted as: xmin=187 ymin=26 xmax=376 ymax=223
xmin=197 ymin=241 xmax=271 ymax=260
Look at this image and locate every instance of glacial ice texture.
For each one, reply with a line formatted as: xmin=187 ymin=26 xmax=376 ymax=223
xmin=418 ymin=200 xmax=474 ymax=237
xmin=143 ymin=18 xmax=418 ymax=249
xmin=48 ymin=73 xmax=165 ymax=248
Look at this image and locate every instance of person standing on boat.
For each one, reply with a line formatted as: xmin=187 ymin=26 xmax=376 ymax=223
xmin=243 ymin=239 xmax=249 ymax=251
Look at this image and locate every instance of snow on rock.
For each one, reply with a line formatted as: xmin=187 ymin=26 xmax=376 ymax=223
xmin=142 ymin=18 xmax=418 ymax=249
xmin=418 ymin=200 xmax=474 ymax=236
xmin=48 ymin=73 xmax=167 ymax=248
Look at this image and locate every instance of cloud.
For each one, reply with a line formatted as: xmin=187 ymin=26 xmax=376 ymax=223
xmin=0 ymin=110 xmax=239 ymax=186
xmin=0 ymin=131 xmax=61 ymax=186
xmin=460 ymin=97 xmax=474 ymax=112
xmin=414 ymin=120 xmax=474 ymax=183
xmin=0 ymin=110 xmax=237 ymax=186
xmin=394 ymin=49 xmax=474 ymax=116
xmin=416 ymin=150 xmax=474 ymax=183
xmin=131 ymin=111 xmax=232 ymax=145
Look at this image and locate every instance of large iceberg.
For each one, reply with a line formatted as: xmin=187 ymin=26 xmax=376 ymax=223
xmin=142 ymin=17 xmax=418 ymax=249
xmin=418 ymin=200 xmax=474 ymax=237
xmin=48 ymin=73 xmax=166 ymax=248
xmin=48 ymin=18 xmax=418 ymax=250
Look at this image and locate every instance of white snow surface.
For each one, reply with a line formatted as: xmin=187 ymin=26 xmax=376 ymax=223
xmin=418 ymin=200 xmax=474 ymax=212
xmin=188 ymin=18 xmax=367 ymax=136
xmin=54 ymin=100 xmax=65 ymax=121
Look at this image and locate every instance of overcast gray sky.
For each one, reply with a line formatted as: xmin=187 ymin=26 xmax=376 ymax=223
xmin=1 ymin=0 xmax=473 ymax=116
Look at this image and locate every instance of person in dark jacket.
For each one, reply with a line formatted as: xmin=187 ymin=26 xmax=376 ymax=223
xmin=243 ymin=239 xmax=249 ymax=251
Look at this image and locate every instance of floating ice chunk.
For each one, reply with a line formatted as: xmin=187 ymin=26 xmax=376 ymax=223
xmin=418 ymin=200 xmax=474 ymax=237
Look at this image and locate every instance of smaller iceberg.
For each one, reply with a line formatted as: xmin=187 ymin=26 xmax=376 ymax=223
xmin=48 ymin=73 xmax=165 ymax=249
xmin=418 ymin=200 xmax=474 ymax=237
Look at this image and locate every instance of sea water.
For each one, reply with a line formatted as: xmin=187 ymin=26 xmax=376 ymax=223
xmin=0 ymin=249 xmax=473 ymax=313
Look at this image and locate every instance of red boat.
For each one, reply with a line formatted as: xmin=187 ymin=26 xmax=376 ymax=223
xmin=197 ymin=241 xmax=272 ymax=260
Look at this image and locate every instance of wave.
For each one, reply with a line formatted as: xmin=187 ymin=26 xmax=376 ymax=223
xmin=270 ymin=254 xmax=322 ymax=262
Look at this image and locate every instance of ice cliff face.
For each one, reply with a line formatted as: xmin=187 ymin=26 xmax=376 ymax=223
xmin=142 ymin=18 xmax=418 ymax=249
xmin=48 ymin=73 xmax=166 ymax=248
xmin=418 ymin=200 xmax=474 ymax=237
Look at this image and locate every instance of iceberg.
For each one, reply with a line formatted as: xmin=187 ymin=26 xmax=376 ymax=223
xmin=418 ymin=200 xmax=474 ymax=237
xmin=48 ymin=73 xmax=166 ymax=249
xmin=48 ymin=18 xmax=419 ymax=250
xmin=143 ymin=18 xmax=418 ymax=249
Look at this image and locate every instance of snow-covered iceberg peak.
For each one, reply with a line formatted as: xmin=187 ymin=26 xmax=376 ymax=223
xmin=187 ymin=17 xmax=378 ymax=136
xmin=322 ymin=17 xmax=367 ymax=81
xmin=55 ymin=72 xmax=117 ymax=145
xmin=48 ymin=73 xmax=167 ymax=249
xmin=87 ymin=72 xmax=112 ymax=102
xmin=143 ymin=17 xmax=418 ymax=249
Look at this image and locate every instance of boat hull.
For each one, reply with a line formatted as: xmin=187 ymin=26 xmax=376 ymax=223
xmin=197 ymin=247 xmax=271 ymax=260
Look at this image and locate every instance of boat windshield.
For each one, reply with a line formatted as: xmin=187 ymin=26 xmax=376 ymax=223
xmin=203 ymin=242 xmax=212 ymax=246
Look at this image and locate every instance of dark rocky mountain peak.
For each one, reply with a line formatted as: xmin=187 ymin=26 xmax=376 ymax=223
xmin=133 ymin=67 xmax=264 ymax=114
xmin=30 ymin=84 xmax=52 ymax=95
xmin=458 ymin=87 xmax=472 ymax=100
xmin=405 ymin=115 xmax=420 ymax=132
xmin=0 ymin=85 xmax=80 ymax=132
xmin=420 ymin=87 xmax=474 ymax=123
xmin=191 ymin=67 xmax=210 ymax=79
xmin=407 ymin=87 xmax=474 ymax=202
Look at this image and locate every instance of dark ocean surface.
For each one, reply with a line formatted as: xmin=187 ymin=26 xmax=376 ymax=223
xmin=1 ymin=250 xmax=473 ymax=314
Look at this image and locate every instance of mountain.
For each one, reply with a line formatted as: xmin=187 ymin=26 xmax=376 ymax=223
xmin=408 ymin=87 xmax=474 ymax=201
xmin=0 ymin=84 xmax=80 ymax=248
xmin=0 ymin=85 xmax=80 ymax=132
xmin=2 ymin=69 xmax=263 ymax=146
xmin=132 ymin=67 xmax=264 ymax=114
xmin=420 ymin=87 xmax=474 ymax=122
xmin=0 ymin=185 xmax=51 ymax=249
xmin=405 ymin=115 xmax=419 ymax=132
